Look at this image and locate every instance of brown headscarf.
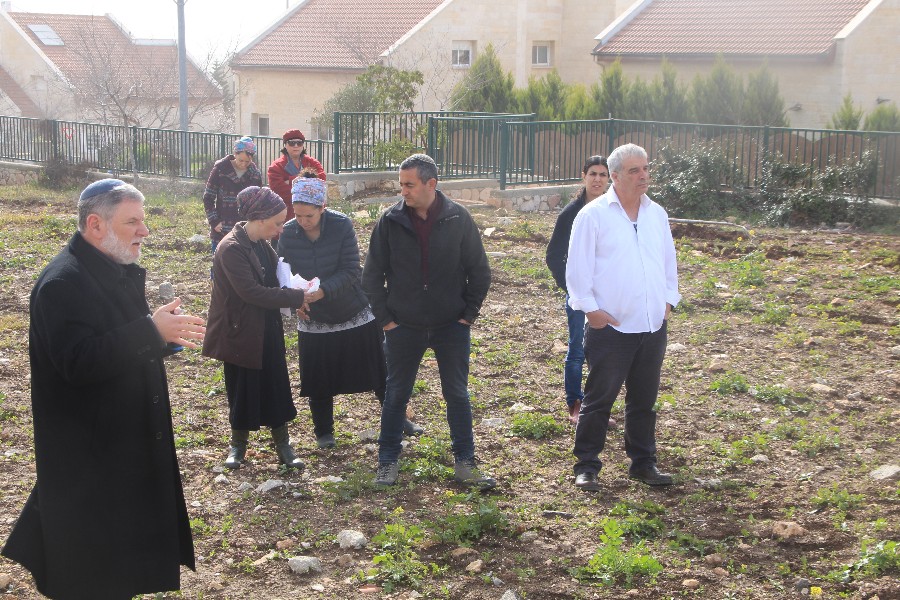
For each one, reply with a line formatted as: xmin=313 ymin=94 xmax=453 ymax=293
xmin=237 ymin=186 xmax=285 ymax=221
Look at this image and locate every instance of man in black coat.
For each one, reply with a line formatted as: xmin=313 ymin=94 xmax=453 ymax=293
xmin=362 ymin=154 xmax=495 ymax=489
xmin=2 ymin=179 xmax=206 ymax=599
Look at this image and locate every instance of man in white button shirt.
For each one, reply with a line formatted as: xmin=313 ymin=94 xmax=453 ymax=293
xmin=565 ymin=143 xmax=681 ymax=491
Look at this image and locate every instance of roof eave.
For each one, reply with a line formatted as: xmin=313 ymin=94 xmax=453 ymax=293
xmin=593 ymin=50 xmax=836 ymax=63
xmin=230 ymin=63 xmax=367 ymax=73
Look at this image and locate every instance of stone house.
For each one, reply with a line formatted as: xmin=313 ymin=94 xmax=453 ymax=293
xmin=592 ymin=0 xmax=899 ymax=129
xmin=0 ymin=8 xmax=224 ymax=130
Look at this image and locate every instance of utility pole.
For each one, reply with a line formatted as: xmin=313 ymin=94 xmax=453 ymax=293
xmin=175 ymin=0 xmax=190 ymax=176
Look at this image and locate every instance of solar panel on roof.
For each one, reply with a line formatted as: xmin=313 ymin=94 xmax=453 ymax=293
xmin=27 ymin=23 xmax=64 ymax=46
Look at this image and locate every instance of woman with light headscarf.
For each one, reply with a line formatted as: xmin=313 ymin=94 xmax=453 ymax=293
xmin=202 ymin=136 xmax=262 ymax=250
xmin=277 ymin=172 xmax=422 ymax=449
xmin=203 ymin=186 xmax=318 ymax=469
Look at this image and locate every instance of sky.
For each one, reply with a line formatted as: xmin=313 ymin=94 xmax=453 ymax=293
xmin=5 ymin=0 xmax=299 ymax=63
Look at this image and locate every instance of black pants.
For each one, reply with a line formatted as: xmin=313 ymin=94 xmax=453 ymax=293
xmin=573 ymin=321 xmax=667 ymax=475
xmin=308 ymin=388 xmax=384 ymax=438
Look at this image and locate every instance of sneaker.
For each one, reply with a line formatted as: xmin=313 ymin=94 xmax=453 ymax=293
xmin=374 ymin=462 xmax=399 ymax=486
xmin=402 ymin=419 xmax=424 ymax=436
xmin=316 ymin=434 xmax=336 ymax=449
xmin=454 ymin=458 xmax=496 ymax=490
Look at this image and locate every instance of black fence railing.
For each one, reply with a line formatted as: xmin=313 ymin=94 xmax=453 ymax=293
xmin=0 ymin=116 xmax=334 ymax=184
xmin=2 ymin=114 xmax=898 ymax=199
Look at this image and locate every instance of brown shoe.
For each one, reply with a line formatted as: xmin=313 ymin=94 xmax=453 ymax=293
xmin=568 ymin=400 xmax=581 ymax=425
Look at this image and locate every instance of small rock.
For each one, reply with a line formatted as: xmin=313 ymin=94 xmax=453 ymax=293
xmin=667 ymin=343 xmax=687 ymax=353
xmin=682 ymin=578 xmax=701 ymax=589
xmin=358 ymin=429 xmax=379 ymax=442
xmin=363 ymin=443 xmax=378 ymax=453
xmin=206 ymin=580 xmax=225 ymax=592
xmin=708 ymin=358 xmax=728 ymax=373
xmin=481 ymin=417 xmax=505 ymax=428
xmin=336 ymin=554 xmax=356 ymax=568
xmin=288 ymin=556 xmax=322 ymax=575
xmin=497 ymin=217 xmax=513 ymax=226
xmin=552 ymin=339 xmax=568 ymax=353
xmin=541 ymin=510 xmax=574 ymax=519
xmin=519 ymin=531 xmax=539 ymax=543
xmin=772 ymin=521 xmax=807 ymax=539
xmin=712 ymin=567 xmax=728 ymax=577
xmin=337 ymin=530 xmax=368 ymax=549
xmin=809 ymin=383 xmax=836 ymax=396
xmin=500 ymin=591 xmax=521 ymax=600
xmin=0 ymin=573 xmax=12 ymax=589
xmin=794 ymin=577 xmax=811 ymax=591
xmin=626 ymin=590 xmax=641 ymax=597
xmin=695 ymin=478 xmax=723 ymax=489
xmin=509 ymin=402 xmax=533 ymax=412
xmin=450 ymin=547 xmax=479 ymax=563
xmin=483 ymin=227 xmax=497 ymax=237
xmin=252 ymin=551 xmax=277 ymax=566
xmin=257 ymin=479 xmax=285 ymax=493
xmin=310 ymin=583 xmax=325 ymax=592
xmin=891 ymin=345 xmax=900 ymax=357
xmin=359 ymin=584 xmax=380 ymax=593
xmin=276 ymin=539 xmax=295 ymax=551
xmin=704 ymin=554 xmax=724 ymax=567
xmin=188 ymin=234 xmax=207 ymax=244
xmin=465 ymin=559 xmax=484 ymax=573
xmin=190 ymin=501 xmax=202 ymax=508
xmin=869 ymin=464 xmax=900 ymax=481
xmin=237 ymin=482 xmax=254 ymax=492
xmin=214 ymin=474 xmax=229 ymax=484
xmin=158 ymin=281 xmax=175 ymax=303
xmin=314 ymin=476 xmax=344 ymax=484
xmin=750 ymin=454 xmax=769 ymax=463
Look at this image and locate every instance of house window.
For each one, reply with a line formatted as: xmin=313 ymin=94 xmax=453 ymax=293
xmin=452 ymin=41 xmax=474 ymax=68
xmin=532 ymin=43 xmax=552 ymax=67
xmin=27 ymin=24 xmax=64 ymax=46
xmin=251 ymin=113 xmax=270 ymax=137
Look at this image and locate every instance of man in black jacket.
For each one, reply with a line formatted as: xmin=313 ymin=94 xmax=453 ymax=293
xmin=362 ymin=154 xmax=495 ymax=489
xmin=2 ymin=179 xmax=206 ymax=599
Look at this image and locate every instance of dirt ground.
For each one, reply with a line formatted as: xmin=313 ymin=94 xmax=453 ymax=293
xmin=0 ymin=185 xmax=898 ymax=599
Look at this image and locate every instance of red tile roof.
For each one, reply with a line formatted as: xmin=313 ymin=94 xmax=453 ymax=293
xmin=593 ymin=0 xmax=872 ymax=58
xmin=7 ymin=12 xmax=220 ymax=99
xmin=233 ymin=0 xmax=446 ymax=70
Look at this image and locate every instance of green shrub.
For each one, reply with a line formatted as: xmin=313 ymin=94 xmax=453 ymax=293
xmin=710 ymin=372 xmax=749 ymax=395
xmin=832 ymin=540 xmax=900 ymax=583
xmin=427 ymin=493 xmax=510 ymax=545
xmin=573 ymin=518 xmax=664 ymax=587
xmin=510 ymin=412 xmax=565 ymax=440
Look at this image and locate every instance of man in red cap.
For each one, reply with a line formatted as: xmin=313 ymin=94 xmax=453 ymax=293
xmin=267 ymin=129 xmax=326 ymax=221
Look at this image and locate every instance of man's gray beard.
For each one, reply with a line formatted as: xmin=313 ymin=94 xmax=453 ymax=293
xmin=100 ymin=231 xmax=138 ymax=264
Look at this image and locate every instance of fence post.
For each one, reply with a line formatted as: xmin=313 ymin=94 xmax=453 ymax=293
xmin=332 ymin=112 xmax=341 ymax=174
xmin=499 ymin=121 xmax=508 ymax=190
xmin=49 ymin=119 xmax=60 ymax=162
xmin=427 ymin=117 xmax=436 ymax=173
xmin=219 ymin=132 xmax=227 ymax=159
xmin=131 ymin=125 xmax=139 ymax=179
xmin=607 ymin=118 xmax=616 ymax=156
xmin=761 ymin=125 xmax=770 ymax=190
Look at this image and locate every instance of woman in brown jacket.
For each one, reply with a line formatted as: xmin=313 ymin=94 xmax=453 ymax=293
xmin=203 ymin=186 xmax=317 ymax=469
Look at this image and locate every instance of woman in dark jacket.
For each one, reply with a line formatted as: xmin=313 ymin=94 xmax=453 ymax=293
xmin=545 ymin=155 xmax=609 ymax=424
xmin=202 ymin=136 xmax=263 ymax=250
xmin=277 ymin=173 xmax=421 ymax=448
xmin=203 ymin=186 xmax=317 ymax=469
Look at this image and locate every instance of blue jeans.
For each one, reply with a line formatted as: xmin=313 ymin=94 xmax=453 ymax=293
xmin=564 ymin=297 xmax=586 ymax=408
xmin=378 ymin=322 xmax=474 ymax=464
xmin=573 ymin=322 xmax=667 ymax=475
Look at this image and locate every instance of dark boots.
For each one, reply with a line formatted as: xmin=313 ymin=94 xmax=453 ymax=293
xmin=271 ymin=424 xmax=304 ymax=470
xmin=224 ymin=429 xmax=249 ymax=469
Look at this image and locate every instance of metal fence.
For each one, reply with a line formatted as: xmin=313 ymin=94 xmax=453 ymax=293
xmin=331 ymin=111 xmax=530 ymax=174
xmin=2 ymin=114 xmax=898 ymax=199
xmin=0 ymin=116 xmax=334 ymax=184
xmin=493 ymin=119 xmax=900 ymax=198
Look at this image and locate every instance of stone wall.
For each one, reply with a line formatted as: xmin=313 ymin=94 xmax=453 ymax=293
xmin=0 ymin=160 xmax=41 ymax=185
xmin=328 ymin=170 xmax=580 ymax=212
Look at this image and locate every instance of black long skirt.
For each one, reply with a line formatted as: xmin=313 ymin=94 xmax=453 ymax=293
xmin=224 ymin=310 xmax=297 ymax=430
xmin=298 ymin=319 xmax=386 ymax=399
